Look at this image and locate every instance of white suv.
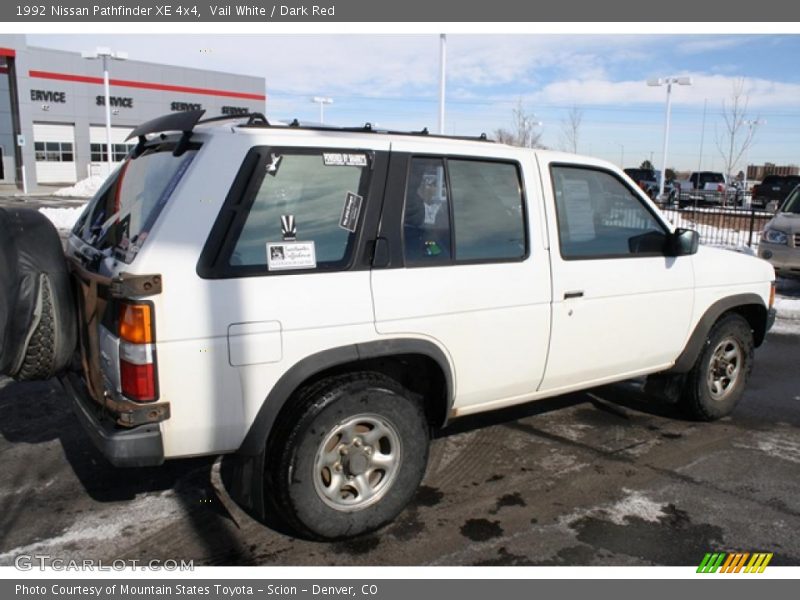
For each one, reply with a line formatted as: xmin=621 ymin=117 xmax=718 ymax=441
xmin=0 ymin=111 xmax=776 ymax=540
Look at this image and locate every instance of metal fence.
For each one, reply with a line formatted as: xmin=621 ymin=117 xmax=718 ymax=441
xmin=655 ymin=192 xmax=775 ymax=250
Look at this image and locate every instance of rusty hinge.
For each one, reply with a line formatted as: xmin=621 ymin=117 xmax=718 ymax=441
xmin=110 ymin=272 xmax=163 ymax=298
xmin=107 ymin=393 xmax=171 ymax=427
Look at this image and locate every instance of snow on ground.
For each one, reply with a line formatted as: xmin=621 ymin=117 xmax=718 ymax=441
xmin=52 ymin=175 xmax=106 ymax=198
xmin=775 ymin=296 xmax=800 ymax=321
xmin=560 ymin=489 xmax=669 ymax=529
xmin=662 ymin=208 xmax=762 ymax=249
xmin=38 ymin=206 xmax=84 ymax=230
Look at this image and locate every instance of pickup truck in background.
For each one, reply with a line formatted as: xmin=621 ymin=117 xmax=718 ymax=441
xmin=751 ymin=174 xmax=800 ymax=209
xmin=677 ymin=171 xmax=738 ymax=207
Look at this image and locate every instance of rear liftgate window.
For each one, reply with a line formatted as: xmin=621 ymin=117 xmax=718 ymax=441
xmin=228 ymin=150 xmax=370 ymax=273
xmin=73 ymin=147 xmax=197 ymax=263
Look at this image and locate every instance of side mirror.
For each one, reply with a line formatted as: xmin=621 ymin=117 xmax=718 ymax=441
xmin=669 ymin=228 xmax=699 ymax=256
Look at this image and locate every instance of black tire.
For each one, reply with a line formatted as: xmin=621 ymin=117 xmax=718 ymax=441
xmin=267 ymin=372 xmax=430 ymax=540
xmin=679 ymin=314 xmax=754 ymax=421
xmin=0 ymin=207 xmax=77 ymax=381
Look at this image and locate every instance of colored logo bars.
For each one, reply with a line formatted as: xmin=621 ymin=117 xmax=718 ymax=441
xmin=697 ymin=552 xmax=773 ymax=573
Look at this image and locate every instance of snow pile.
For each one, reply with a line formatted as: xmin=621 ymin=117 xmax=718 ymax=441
xmin=775 ymin=296 xmax=800 ymax=321
xmin=38 ymin=207 xmax=84 ymax=230
xmin=53 ymin=175 xmax=106 ymax=198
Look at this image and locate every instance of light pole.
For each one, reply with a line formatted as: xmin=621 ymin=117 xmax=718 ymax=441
xmin=742 ymin=118 xmax=766 ymax=192
xmin=311 ymin=96 xmax=333 ymax=124
xmin=82 ymin=47 xmax=127 ymax=176
xmin=647 ymin=76 xmax=692 ymax=199
xmin=523 ymin=118 xmax=542 ymax=148
xmin=438 ymin=34 xmax=446 ymax=135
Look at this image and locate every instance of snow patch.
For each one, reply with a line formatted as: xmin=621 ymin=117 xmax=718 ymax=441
xmin=53 ymin=175 xmax=107 ymax=198
xmin=770 ymin=319 xmax=800 ymax=336
xmin=0 ymin=490 xmax=184 ymax=564
xmin=602 ymin=489 xmax=669 ymax=525
xmin=735 ymin=432 xmax=800 ymax=465
xmin=38 ymin=207 xmax=84 ymax=231
xmin=561 ymin=489 xmax=669 ymax=529
xmin=775 ymin=296 xmax=800 ymax=321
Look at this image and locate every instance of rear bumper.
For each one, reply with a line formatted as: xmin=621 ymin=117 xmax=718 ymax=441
xmin=59 ymin=372 xmax=164 ymax=467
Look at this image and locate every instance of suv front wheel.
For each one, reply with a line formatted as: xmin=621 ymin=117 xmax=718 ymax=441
xmin=679 ymin=314 xmax=754 ymax=421
xmin=268 ymin=372 xmax=430 ymax=540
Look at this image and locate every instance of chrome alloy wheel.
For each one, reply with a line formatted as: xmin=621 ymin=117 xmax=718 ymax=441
xmin=312 ymin=414 xmax=402 ymax=512
xmin=707 ymin=336 xmax=744 ymax=401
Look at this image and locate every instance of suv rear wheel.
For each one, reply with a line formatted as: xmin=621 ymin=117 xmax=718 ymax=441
xmin=267 ymin=372 xmax=430 ymax=540
xmin=679 ymin=314 xmax=754 ymax=421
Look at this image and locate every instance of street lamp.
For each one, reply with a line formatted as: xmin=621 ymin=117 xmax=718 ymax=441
xmin=522 ymin=118 xmax=543 ymax=148
xmin=311 ymin=96 xmax=333 ymax=124
xmin=647 ymin=76 xmax=692 ymax=199
xmin=82 ymin=47 xmax=127 ymax=176
xmin=742 ymin=118 xmax=766 ymax=193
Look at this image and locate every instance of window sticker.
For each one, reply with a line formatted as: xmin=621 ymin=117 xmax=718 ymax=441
xmin=281 ymin=214 xmax=297 ymax=240
xmin=266 ymin=153 xmax=283 ymax=176
xmin=266 ymin=241 xmax=317 ymax=271
xmin=562 ymin=180 xmax=596 ymax=242
xmin=323 ymin=153 xmax=368 ymax=167
xmin=339 ymin=192 xmax=363 ymax=232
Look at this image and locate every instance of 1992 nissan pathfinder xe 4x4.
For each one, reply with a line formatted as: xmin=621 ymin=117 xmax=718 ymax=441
xmin=0 ymin=110 xmax=776 ymax=539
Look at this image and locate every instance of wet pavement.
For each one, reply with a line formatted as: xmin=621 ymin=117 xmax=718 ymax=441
xmin=0 ymin=324 xmax=798 ymax=567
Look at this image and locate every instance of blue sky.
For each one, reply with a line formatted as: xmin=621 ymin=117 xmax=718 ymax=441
xmin=27 ymin=34 xmax=800 ymax=173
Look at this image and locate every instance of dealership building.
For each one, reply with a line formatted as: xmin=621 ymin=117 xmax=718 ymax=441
xmin=0 ymin=35 xmax=266 ymax=190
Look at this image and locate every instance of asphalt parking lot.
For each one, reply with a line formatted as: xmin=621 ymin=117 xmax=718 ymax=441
xmin=0 ymin=311 xmax=798 ymax=566
xmin=1 ymin=195 xmax=799 ymax=567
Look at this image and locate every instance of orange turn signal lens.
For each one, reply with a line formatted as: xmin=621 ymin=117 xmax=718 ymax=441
xmin=769 ymin=282 xmax=776 ymax=309
xmin=118 ymin=302 xmax=153 ymax=344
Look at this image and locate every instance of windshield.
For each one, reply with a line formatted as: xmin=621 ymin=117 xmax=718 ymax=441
xmin=73 ymin=147 xmax=196 ymax=262
xmin=781 ymin=186 xmax=800 ymax=214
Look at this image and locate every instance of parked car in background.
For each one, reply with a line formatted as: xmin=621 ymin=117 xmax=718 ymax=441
xmin=678 ymin=171 xmax=738 ymax=207
xmin=759 ymin=185 xmax=800 ymax=278
xmin=751 ymin=175 xmax=800 ymax=209
xmin=623 ymin=167 xmax=677 ymax=202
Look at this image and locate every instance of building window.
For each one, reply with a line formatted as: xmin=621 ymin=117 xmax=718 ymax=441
xmin=34 ymin=141 xmax=73 ymax=162
xmin=90 ymin=143 xmax=133 ymax=162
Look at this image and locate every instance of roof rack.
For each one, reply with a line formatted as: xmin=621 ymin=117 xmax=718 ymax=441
xmin=198 ymin=112 xmax=270 ymax=126
xmin=244 ymin=119 xmax=494 ymax=143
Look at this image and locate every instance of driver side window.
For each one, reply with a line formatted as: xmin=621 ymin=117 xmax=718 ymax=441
xmin=551 ymin=165 xmax=667 ymax=259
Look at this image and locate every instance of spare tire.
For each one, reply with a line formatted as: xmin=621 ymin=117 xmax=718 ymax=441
xmin=0 ymin=207 xmax=77 ymax=381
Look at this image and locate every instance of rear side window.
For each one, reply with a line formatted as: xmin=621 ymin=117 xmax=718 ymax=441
xmin=403 ymin=156 xmax=526 ymax=266
xmin=449 ymin=160 xmax=525 ymax=261
xmin=229 ymin=149 xmax=370 ymax=271
xmin=73 ymin=147 xmax=197 ymax=263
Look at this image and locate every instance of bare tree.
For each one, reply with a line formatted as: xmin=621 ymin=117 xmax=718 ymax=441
xmin=494 ymin=98 xmax=543 ymax=148
xmin=560 ymin=105 xmax=583 ymax=154
xmin=716 ymin=79 xmax=760 ymax=181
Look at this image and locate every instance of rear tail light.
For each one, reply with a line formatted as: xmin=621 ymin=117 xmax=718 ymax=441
xmin=118 ymin=301 xmax=158 ymax=402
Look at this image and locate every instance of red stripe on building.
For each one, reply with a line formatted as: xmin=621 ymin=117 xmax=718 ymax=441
xmin=0 ymin=47 xmax=16 ymax=58
xmin=0 ymin=67 xmax=8 ymax=74
xmin=29 ymin=70 xmax=267 ymax=101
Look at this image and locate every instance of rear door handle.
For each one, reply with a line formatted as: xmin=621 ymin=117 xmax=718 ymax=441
xmin=564 ymin=290 xmax=584 ymax=299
